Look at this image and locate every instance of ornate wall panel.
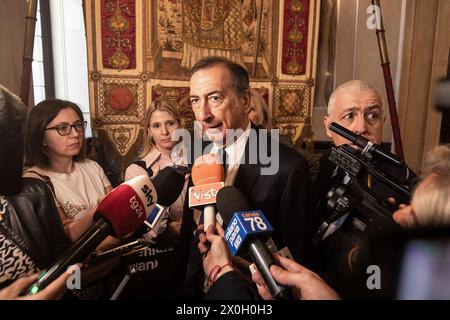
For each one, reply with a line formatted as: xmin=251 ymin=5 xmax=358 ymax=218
xmin=281 ymin=0 xmax=311 ymax=75
xmin=101 ymin=0 xmax=137 ymax=70
xmin=84 ymin=0 xmax=321 ymax=183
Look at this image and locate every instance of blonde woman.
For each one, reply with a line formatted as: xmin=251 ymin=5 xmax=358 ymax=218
xmin=393 ymin=144 xmax=450 ymax=227
xmin=248 ymin=88 xmax=319 ymax=179
xmin=125 ymin=100 xmax=188 ymax=243
xmin=248 ymin=88 xmax=270 ymax=129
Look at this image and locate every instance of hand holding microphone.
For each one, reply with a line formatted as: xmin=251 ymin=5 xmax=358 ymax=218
xmin=22 ymin=167 xmax=185 ymax=296
xmin=250 ymin=255 xmax=340 ymax=300
xmin=189 ymin=154 xmax=225 ymax=231
xmin=197 ymin=223 xmax=234 ymax=287
xmin=216 ymin=186 xmax=291 ymax=300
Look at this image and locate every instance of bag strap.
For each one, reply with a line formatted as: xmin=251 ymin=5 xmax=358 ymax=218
xmin=133 ymin=160 xmax=153 ymax=177
xmin=24 ymin=170 xmax=62 ymax=208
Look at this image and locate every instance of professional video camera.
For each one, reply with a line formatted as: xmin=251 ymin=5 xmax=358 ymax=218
xmin=316 ymin=122 xmax=415 ymax=243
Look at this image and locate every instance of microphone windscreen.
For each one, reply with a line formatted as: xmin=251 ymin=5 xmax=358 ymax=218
xmin=191 ymin=154 xmax=224 ymax=185
xmin=216 ymin=186 xmax=252 ymax=225
xmin=151 ymin=166 xmax=185 ymax=206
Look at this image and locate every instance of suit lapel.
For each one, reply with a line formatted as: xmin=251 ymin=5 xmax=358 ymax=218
xmin=234 ymin=163 xmax=260 ymax=196
xmin=233 ymin=124 xmax=265 ymax=195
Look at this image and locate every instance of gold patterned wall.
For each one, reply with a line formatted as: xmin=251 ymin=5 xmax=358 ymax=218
xmin=84 ymin=0 xmax=321 ymax=183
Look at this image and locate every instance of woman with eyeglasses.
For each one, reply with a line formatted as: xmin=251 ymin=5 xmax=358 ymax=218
xmin=24 ymin=99 xmax=113 ymax=242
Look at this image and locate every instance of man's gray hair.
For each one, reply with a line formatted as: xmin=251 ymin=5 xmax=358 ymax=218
xmin=327 ymin=80 xmax=383 ymax=115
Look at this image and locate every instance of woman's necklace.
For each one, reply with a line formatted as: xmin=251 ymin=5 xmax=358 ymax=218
xmin=49 ymin=162 xmax=75 ymax=174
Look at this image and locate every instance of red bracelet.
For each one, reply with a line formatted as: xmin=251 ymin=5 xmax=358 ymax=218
xmin=208 ymin=262 xmax=233 ymax=286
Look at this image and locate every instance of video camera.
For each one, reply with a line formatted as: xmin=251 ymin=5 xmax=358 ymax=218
xmin=316 ymin=122 xmax=414 ymax=242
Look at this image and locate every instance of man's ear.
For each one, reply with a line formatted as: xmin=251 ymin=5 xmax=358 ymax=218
xmin=241 ymin=91 xmax=251 ymax=114
xmin=323 ymin=116 xmax=333 ymax=138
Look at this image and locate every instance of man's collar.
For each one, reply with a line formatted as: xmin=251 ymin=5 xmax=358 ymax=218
xmin=225 ymin=121 xmax=251 ymax=163
xmin=211 ymin=122 xmax=251 ymax=164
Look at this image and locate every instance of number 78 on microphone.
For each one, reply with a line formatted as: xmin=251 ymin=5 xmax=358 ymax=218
xmin=224 ymin=211 xmax=273 ymax=256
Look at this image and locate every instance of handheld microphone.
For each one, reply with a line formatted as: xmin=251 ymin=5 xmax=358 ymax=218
xmin=143 ymin=204 xmax=165 ymax=230
xmin=217 ymin=186 xmax=291 ymax=300
xmin=143 ymin=165 xmax=189 ymax=232
xmin=189 ymin=154 xmax=225 ymax=231
xmin=329 ymin=122 xmax=403 ymax=166
xmin=23 ymin=167 xmax=185 ymax=296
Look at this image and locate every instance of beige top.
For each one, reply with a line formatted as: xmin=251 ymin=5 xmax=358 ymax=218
xmin=125 ymin=147 xmax=189 ymax=241
xmin=125 ymin=147 xmax=188 ymax=221
xmin=25 ymin=160 xmax=111 ymax=221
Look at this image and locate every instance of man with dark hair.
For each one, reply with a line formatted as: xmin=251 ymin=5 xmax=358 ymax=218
xmin=181 ymin=57 xmax=315 ymax=284
xmin=172 ymin=57 xmax=315 ymax=299
xmin=190 ymin=56 xmax=250 ymax=98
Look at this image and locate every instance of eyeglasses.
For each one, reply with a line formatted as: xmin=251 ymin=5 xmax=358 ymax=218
xmin=45 ymin=121 xmax=87 ymax=136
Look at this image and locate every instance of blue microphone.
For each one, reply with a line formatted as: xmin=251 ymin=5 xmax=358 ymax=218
xmin=224 ymin=210 xmax=273 ymax=256
xmin=217 ymin=186 xmax=291 ymax=300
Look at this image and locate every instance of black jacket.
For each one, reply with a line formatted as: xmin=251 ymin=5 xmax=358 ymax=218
xmin=2 ymin=177 xmax=71 ymax=274
xmin=187 ymin=124 xmax=315 ymax=261
xmin=232 ymin=125 xmax=315 ymax=265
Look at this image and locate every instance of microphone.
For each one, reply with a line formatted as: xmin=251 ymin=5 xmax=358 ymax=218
xmin=143 ymin=203 xmax=165 ymax=230
xmin=329 ymin=122 xmax=403 ymax=166
xmin=143 ymin=165 xmax=190 ymax=233
xmin=189 ymin=154 xmax=225 ymax=231
xmin=217 ymin=186 xmax=291 ymax=300
xmin=23 ymin=167 xmax=185 ymax=295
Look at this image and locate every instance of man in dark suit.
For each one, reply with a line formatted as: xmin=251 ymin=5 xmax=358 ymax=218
xmin=172 ymin=57 xmax=314 ymax=299
xmin=188 ymin=56 xmax=314 ymax=264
